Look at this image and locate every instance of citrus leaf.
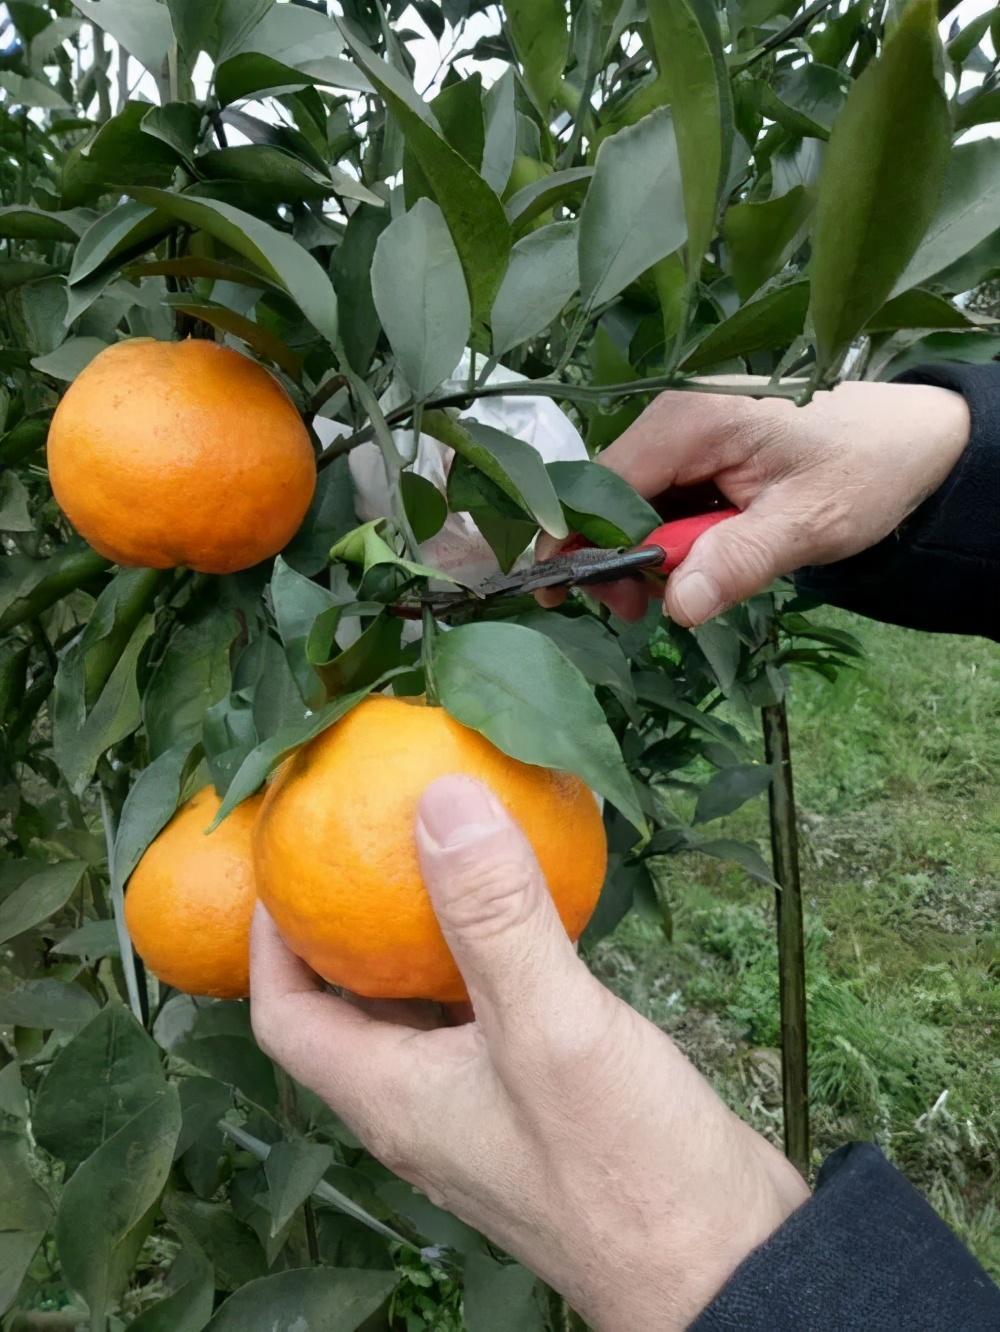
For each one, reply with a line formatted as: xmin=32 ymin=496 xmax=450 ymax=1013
xmin=34 ymin=1005 xmax=166 ymax=1175
xmin=143 ymin=613 xmax=235 ymax=759
xmin=0 ymin=860 xmax=86 ymax=946
xmin=71 ymin=0 xmax=173 ymax=76
xmin=505 ymin=166 xmax=593 ymax=227
xmin=68 ymin=200 xmax=167 ymax=287
xmin=140 ymin=102 xmax=202 ymax=164
xmin=338 ymin=26 xmax=511 ymax=322
xmin=694 ymin=762 xmax=773 ymax=823
xmin=722 ymin=185 xmax=814 ymax=300
xmin=129 ymin=188 xmax=338 ymax=345
xmin=424 ymin=413 xmax=567 ymax=539
xmin=164 ymin=296 xmax=304 ymax=380
xmin=205 ymin=1268 xmax=398 ymax=1332
xmin=127 ymin=1242 xmax=214 ymax=1332
xmin=681 ymin=280 xmax=809 ymax=371
xmin=216 ymin=51 xmax=317 ymax=104
xmin=866 ymin=288 xmax=984 ymax=332
xmin=371 ymin=198 xmax=470 ymax=398
xmin=687 ymin=836 xmax=777 ymax=887
xmin=809 ymin=0 xmax=950 ymax=373
xmin=270 ymin=555 xmax=341 ymax=708
xmin=0 ymin=205 xmax=94 ymax=241
xmin=401 ymin=473 xmax=447 ymax=543
xmin=0 ymin=472 xmax=32 ymax=532
xmin=546 ymin=460 xmax=660 ymax=546
xmin=464 ymin=1253 xmax=544 ymax=1332
xmin=32 ymin=337 xmax=109 ymax=381
xmin=210 ymin=682 xmax=381 ymax=826
xmin=505 ymin=0 xmax=568 ymax=111
xmin=647 ymin=0 xmax=733 ymax=277
xmin=114 ymin=742 xmax=198 ymax=887
xmin=0 ymin=979 xmax=99 ymax=1031
xmin=482 ymin=67 xmax=517 ymax=194
xmin=891 ymin=138 xmax=1000 ymax=295
xmin=436 ymin=622 xmax=646 ymax=834
xmin=578 ymin=108 xmax=687 ymax=310
xmin=57 ymin=1087 xmax=181 ymax=1326
xmin=491 ymin=221 xmax=579 ymax=355
xmin=513 ymin=609 xmax=636 ymax=708
xmin=331 ymin=519 xmax=462 ymax=584
xmin=264 ymin=1140 xmax=334 ymax=1236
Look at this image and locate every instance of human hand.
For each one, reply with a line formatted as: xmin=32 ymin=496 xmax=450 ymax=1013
xmin=251 ymin=775 xmax=809 ymax=1331
xmin=539 ymin=381 xmax=970 ymax=625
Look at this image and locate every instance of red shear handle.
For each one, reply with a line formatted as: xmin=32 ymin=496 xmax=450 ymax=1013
xmin=641 ymin=507 xmax=740 ymax=574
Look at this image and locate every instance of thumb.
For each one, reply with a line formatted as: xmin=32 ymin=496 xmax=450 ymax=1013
xmin=665 ymin=506 xmax=802 ymax=626
xmin=415 ymin=775 xmax=583 ymax=1037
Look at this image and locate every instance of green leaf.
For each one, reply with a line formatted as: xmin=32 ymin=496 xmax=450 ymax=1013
xmin=482 ymin=68 xmax=517 ymax=194
xmin=722 ymin=185 xmax=814 ymax=299
xmin=546 ymin=460 xmax=660 ymax=546
xmin=229 ymin=0 xmax=341 ymax=66
xmin=0 ymin=205 xmax=94 ymax=241
xmin=53 ymin=567 xmax=160 ymax=795
xmin=34 ymin=1005 xmax=166 ymax=1175
xmin=492 ymin=221 xmax=579 ymax=355
xmin=0 ymin=1232 xmax=46 ymax=1317
xmin=513 ymin=608 xmax=636 ymax=708
xmin=0 ymin=860 xmax=86 ymax=947
xmin=216 ymin=51 xmax=316 ymax=104
xmin=0 ymin=472 xmax=33 ymax=532
xmin=211 ymin=683 xmax=380 ymax=826
xmin=69 ymin=200 xmax=167 ymax=288
xmin=163 ymin=1192 xmax=267 ymax=1292
xmin=144 ymin=612 xmax=235 ymax=759
xmin=505 ymin=166 xmax=593 ymax=227
xmin=52 ymin=919 xmax=121 ymax=962
xmin=0 ymin=1130 xmax=53 ymax=1231
xmin=331 ymin=519 xmax=461 ymax=584
xmin=0 ymin=71 xmax=69 ymax=109
xmin=128 ymin=1242 xmax=215 ymax=1332
xmin=332 ymin=204 xmax=390 ymax=376
xmin=130 ymin=189 xmax=338 ymax=345
xmin=688 ymin=836 xmax=777 ymax=887
xmin=164 ymin=296 xmax=304 ymax=380
xmin=371 ymin=199 xmax=470 ymax=398
xmin=141 ymin=102 xmax=202 ymax=164
xmin=270 ymin=556 xmax=340 ymax=708
xmin=647 ymin=0 xmax=733 ymax=277
xmin=206 ymin=1268 xmax=397 ymax=1331
xmin=311 ymin=612 xmax=402 ymax=697
xmin=954 ymin=85 xmax=1000 ymax=131
xmin=437 ymin=622 xmax=646 ymax=834
xmin=694 ymin=762 xmax=773 ymax=823
xmin=32 ymin=337 xmax=109 ymax=381
xmin=463 ymin=1254 xmax=544 ymax=1332
xmin=401 ymin=473 xmax=447 ymax=543
xmin=693 ymin=620 xmax=742 ymax=691
xmin=114 ymin=743 xmax=198 ymax=889
xmin=891 ymin=139 xmax=1000 ymax=295
xmin=200 ymin=144 xmax=380 ymax=207
xmin=426 ymin=413 xmax=567 ymax=539
xmin=71 ymin=0 xmax=172 ymax=75
xmin=681 ymin=280 xmax=809 ymax=371
xmin=753 ymin=64 xmax=847 ymax=140
xmin=264 ymin=1140 xmax=334 ymax=1236
xmin=809 ymin=0 xmax=950 ymax=374
xmin=0 ymin=979 xmax=99 ymax=1031
xmin=57 ymin=1087 xmax=181 ymax=1327
xmin=578 ymin=108 xmax=686 ymax=310
xmin=866 ymin=288 xmax=984 ymax=332
xmin=283 ymin=455 xmax=357 ymax=577
xmin=505 ymin=0 xmax=569 ymax=111
xmin=338 ymin=27 xmax=512 ymax=322
xmin=581 ymin=855 xmax=654 ymax=949
xmin=62 ymin=101 xmax=183 ymax=207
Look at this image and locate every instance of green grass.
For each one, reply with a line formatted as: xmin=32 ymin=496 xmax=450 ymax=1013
xmin=591 ymin=610 xmax=1000 ymax=1277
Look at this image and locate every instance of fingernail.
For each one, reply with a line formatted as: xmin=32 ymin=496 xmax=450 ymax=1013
xmin=417 ymin=776 xmax=506 ymax=849
xmin=670 ymin=570 xmax=722 ymax=625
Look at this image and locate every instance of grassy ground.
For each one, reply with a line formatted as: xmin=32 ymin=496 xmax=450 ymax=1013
xmin=591 ymin=609 xmax=1000 ymax=1276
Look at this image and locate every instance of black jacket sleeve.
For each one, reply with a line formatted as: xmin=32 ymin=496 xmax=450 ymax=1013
xmin=794 ymin=362 xmax=1000 ymax=642
xmin=690 ymin=1144 xmax=1000 ymax=1329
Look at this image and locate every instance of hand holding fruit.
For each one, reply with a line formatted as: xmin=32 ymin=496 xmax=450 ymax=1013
xmin=540 ymin=382 xmax=971 ymax=625
xmin=249 ymin=775 xmax=810 ymax=1332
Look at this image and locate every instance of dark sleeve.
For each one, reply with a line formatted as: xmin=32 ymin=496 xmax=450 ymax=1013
xmin=794 ymin=362 xmax=1000 ymax=642
xmin=690 ymin=1143 xmax=1000 ymax=1330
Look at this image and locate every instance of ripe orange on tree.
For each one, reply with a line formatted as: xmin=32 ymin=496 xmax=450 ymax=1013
xmin=253 ymin=695 xmax=608 ymax=1003
xmin=126 ymin=785 xmax=261 ymax=999
xmin=47 ymin=338 xmax=316 ymax=574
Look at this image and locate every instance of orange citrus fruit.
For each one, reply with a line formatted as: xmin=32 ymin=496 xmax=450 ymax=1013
xmin=126 ymin=786 xmax=262 ymax=999
xmin=47 ymin=338 xmax=316 ymax=574
xmin=253 ymin=696 xmax=607 ymax=1002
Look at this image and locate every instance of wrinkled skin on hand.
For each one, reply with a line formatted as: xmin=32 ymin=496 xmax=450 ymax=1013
xmin=538 ymin=382 xmax=971 ymax=625
xmin=251 ymin=776 xmax=810 ymax=1331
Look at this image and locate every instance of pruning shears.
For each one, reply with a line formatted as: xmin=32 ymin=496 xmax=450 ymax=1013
xmin=402 ymin=504 xmax=739 ymax=619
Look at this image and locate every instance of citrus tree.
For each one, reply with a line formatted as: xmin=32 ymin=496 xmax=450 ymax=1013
xmin=2 ymin=0 xmax=999 ymax=1327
